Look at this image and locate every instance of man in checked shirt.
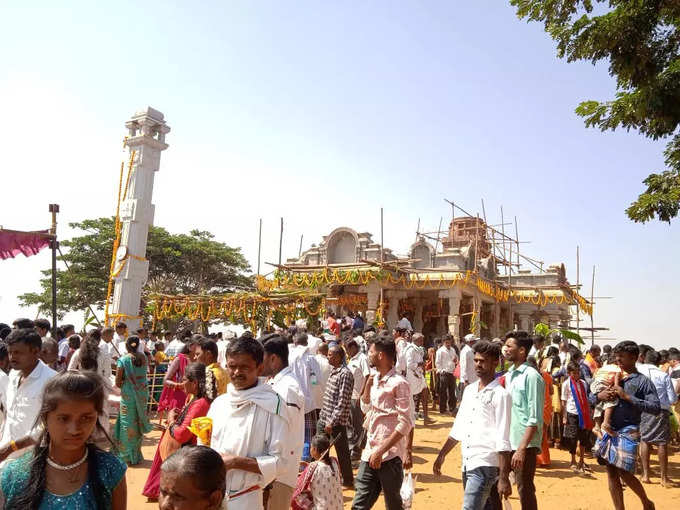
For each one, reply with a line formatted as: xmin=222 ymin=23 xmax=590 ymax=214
xmin=352 ymin=332 xmax=414 ymax=510
xmin=317 ymin=344 xmax=355 ymax=487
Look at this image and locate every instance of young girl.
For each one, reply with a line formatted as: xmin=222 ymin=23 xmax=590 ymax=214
xmin=561 ymin=361 xmax=593 ymax=473
xmin=293 ymin=434 xmax=343 ymax=510
xmin=0 ymin=371 xmax=127 ymax=509
xmin=158 ymin=445 xmax=225 ymax=510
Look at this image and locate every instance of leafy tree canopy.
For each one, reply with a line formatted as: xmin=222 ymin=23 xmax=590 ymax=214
xmin=19 ymin=217 xmax=252 ymax=320
xmin=510 ymin=0 xmax=680 ymax=223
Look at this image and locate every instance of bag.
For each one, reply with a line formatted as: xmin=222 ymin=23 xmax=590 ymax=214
xmin=400 ymin=471 xmax=415 ymax=509
xmin=291 ymin=461 xmax=318 ymax=510
xmin=158 ymin=429 xmax=183 ymax=461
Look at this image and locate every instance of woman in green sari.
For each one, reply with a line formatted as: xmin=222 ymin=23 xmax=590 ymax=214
xmin=114 ymin=335 xmax=152 ymax=465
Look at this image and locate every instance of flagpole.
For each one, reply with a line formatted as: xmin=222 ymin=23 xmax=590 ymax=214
xmin=49 ymin=204 xmax=59 ymax=331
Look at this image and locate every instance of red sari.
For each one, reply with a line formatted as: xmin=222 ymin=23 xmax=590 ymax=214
xmin=142 ymin=396 xmax=211 ymax=499
xmin=537 ymin=371 xmax=553 ymax=466
xmin=157 ymin=353 xmax=189 ymax=412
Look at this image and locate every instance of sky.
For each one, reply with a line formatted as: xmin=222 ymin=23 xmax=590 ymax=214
xmin=0 ymin=1 xmax=677 ymax=349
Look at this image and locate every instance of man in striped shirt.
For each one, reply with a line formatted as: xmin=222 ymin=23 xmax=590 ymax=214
xmin=318 ymin=344 xmax=355 ymax=487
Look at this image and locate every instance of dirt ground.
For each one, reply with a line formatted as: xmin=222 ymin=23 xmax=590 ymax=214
xmin=127 ymin=410 xmax=680 ymax=509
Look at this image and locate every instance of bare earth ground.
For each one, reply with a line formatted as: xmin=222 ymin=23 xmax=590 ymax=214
xmin=127 ymin=410 xmax=680 ymax=510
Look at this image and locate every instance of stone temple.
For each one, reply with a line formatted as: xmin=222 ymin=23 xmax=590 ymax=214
xmin=282 ymin=217 xmax=590 ymax=343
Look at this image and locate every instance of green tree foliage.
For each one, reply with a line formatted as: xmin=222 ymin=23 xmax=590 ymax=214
xmin=19 ymin=217 xmax=252 ymax=319
xmin=510 ymin=0 xmax=680 ymax=223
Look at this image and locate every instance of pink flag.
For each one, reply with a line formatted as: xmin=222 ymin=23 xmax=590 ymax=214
xmin=0 ymin=229 xmax=52 ymax=260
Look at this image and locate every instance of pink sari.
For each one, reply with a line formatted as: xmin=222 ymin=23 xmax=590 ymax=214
xmin=157 ymin=353 xmax=188 ymax=412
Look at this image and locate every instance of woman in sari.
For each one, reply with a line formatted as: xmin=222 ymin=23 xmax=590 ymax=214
xmin=142 ymin=362 xmax=215 ymax=501
xmin=157 ymin=338 xmax=198 ymax=422
xmin=114 ymin=335 xmax=152 ymax=465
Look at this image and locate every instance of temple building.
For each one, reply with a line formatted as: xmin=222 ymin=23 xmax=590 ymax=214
xmin=279 ymin=217 xmax=591 ymax=343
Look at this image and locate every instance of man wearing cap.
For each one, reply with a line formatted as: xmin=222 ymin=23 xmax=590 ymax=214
xmin=460 ymin=334 xmax=479 ymax=388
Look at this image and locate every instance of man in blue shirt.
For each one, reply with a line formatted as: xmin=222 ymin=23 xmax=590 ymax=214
xmin=592 ymin=340 xmax=659 ymax=510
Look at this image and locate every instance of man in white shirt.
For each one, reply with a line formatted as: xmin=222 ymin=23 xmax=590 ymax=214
xmin=638 ymin=349 xmax=678 ymax=487
xmin=406 ymin=333 xmax=429 ymax=422
xmin=57 ymin=323 xmax=75 ymax=369
xmin=288 ymin=332 xmax=322 ymax=459
xmin=393 ymin=326 xmax=409 ymax=377
xmin=433 ymin=340 xmax=512 ymax=510
xmin=164 ymin=331 xmax=186 ymax=359
xmin=435 ymin=335 xmax=458 ymax=415
xmin=460 ymin=334 xmax=479 ymax=387
xmin=114 ymin=322 xmax=129 ymax=354
xmin=207 ymin=336 xmax=290 ymax=510
xmin=347 ymin=338 xmax=370 ymax=458
xmin=0 ymin=328 xmax=57 ymax=462
xmin=34 ymin=318 xmax=51 ymax=342
xmin=262 ymin=335 xmax=305 ymax=510
xmin=99 ymin=326 xmax=120 ymax=362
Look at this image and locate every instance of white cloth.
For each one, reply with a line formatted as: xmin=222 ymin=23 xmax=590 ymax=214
xmin=354 ymin=335 xmax=367 ymax=355
xmin=289 ymin=346 xmax=322 ymax=414
xmin=347 ymin=352 xmax=370 ymax=400
xmin=435 ymin=346 xmax=457 ymax=374
xmin=459 ymin=344 xmax=479 ymax=385
xmin=99 ymin=340 xmax=120 ymax=360
xmin=208 ymin=381 xmax=289 ymax=510
xmin=313 ymin=354 xmax=331 ymax=411
xmin=288 ymin=344 xmax=305 ymax=368
xmin=118 ymin=338 xmax=145 ymax=355
xmin=0 ymin=361 xmax=56 ymax=456
xmin=561 ymin=379 xmax=578 ymax=415
xmin=449 ymin=379 xmax=512 ymax=471
xmin=164 ymin=338 xmax=185 ymax=358
xmin=268 ymin=368 xmax=304 ymax=488
xmin=306 ymin=334 xmax=323 ymax=355
xmin=57 ymin=338 xmax=70 ymax=359
xmin=216 ymin=339 xmax=229 ymax=368
xmin=67 ymin=346 xmax=112 ymax=381
xmin=638 ymin=363 xmax=678 ymax=410
xmin=395 ymin=336 xmax=407 ymax=376
xmin=403 ymin=343 xmax=425 ymax=396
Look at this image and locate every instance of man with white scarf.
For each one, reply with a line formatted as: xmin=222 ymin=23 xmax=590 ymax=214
xmin=208 ymin=336 xmax=290 ymax=510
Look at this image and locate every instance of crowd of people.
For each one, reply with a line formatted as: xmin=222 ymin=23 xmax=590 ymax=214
xmin=0 ymin=313 xmax=677 ymax=510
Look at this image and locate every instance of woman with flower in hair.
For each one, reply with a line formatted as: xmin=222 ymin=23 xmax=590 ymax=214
xmin=113 ymin=336 xmax=152 ymax=465
xmin=142 ymin=362 xmax=216 ymax=501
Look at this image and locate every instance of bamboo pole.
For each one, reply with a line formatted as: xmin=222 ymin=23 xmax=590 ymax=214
xmin=433 ymin=217 xmax=442 ymax=267
xmin=590 ymin=265 xmax=595 ymax=347
xmin=278 ymin=217 xmax=283 ymax=267
xmin=576 ymin=245 xmax=580 ymax=337
xmin=257 ymin=218 xmax=262 ymax=277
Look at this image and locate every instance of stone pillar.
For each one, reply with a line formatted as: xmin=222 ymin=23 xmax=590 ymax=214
xmin=440 ymin=287 xmax=462 ymax=342
xmin=413 ymin=298 xmax=424 ymax=333
xmin=493 ymin=302 xmax=501 ymax=338
xmin=109 ymin=107 xmax=170 ymax=327
xmin=472 ymin=291 xmax=482 ymax=336
xmin=364 ymin=282 xmax=380 ymax=325
xmin=519 ymin=314 xmax=531 ymax=332
xmin=386 ymin=290 xmax=406 ymax=330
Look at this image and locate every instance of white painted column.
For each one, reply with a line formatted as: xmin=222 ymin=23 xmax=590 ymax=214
xmin=109 ymin=107 xmax=170 ymax=327
xmin=386 ymin=290 xmax=405 ymax=330
xmin=440 ymin=287 xmax=462 ymax=342
xmin=364 ymin=282 xmax=380 ymax=325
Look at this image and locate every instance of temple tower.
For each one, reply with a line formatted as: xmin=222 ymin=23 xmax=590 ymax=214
xmin=108 ymin=107 xmax=170 ymax=327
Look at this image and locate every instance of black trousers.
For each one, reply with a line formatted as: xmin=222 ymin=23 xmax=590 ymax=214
xmin=513 ymin=447 xmax=538 ymax=510
xmin=352 ymin=456 xmax=404 ymax=510
xmin=348 ymin=399 xmax=366 ymax=456
xmin=438 ymin=372 xmax=457 ymax=413
xmin=317 ymin=421 xmax=354 ymax=486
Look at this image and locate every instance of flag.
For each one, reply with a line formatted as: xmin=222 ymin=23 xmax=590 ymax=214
xmin=0 ymin=229 xmax=52 ymax=260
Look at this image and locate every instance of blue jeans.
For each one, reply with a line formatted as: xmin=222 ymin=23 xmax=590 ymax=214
xmin=462 ymin=466 xmax=499 ymax=510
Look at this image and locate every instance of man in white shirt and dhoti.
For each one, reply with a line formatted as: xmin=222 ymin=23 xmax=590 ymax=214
xmin=208 ymin=336 xmax=290 ymax=510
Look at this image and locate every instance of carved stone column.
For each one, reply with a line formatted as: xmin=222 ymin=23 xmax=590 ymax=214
xmin=109 ymin=107 xmax=170 ymax=327
xmin=414 ymin=298 xmax=424 ymax=333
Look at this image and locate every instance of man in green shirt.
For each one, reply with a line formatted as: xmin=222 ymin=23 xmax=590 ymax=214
xmin=503 ymin=331 xmax=544 ymax=510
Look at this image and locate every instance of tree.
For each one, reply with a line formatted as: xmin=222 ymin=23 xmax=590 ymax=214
xmin=19 ymin=217 xmax=252 ymax=321
xmin=510 ymin=1 xmax=680 ymax=223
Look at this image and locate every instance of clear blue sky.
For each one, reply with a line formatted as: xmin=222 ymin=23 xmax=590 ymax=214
xmin=1 ymin=1 xmax=677 ymax=348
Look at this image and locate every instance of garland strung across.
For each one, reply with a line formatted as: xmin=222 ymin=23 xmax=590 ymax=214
xmin=257 ymin=267 xmax=593 ymax=316
xmin=151 ymin=291 xmax=327 ymax=332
